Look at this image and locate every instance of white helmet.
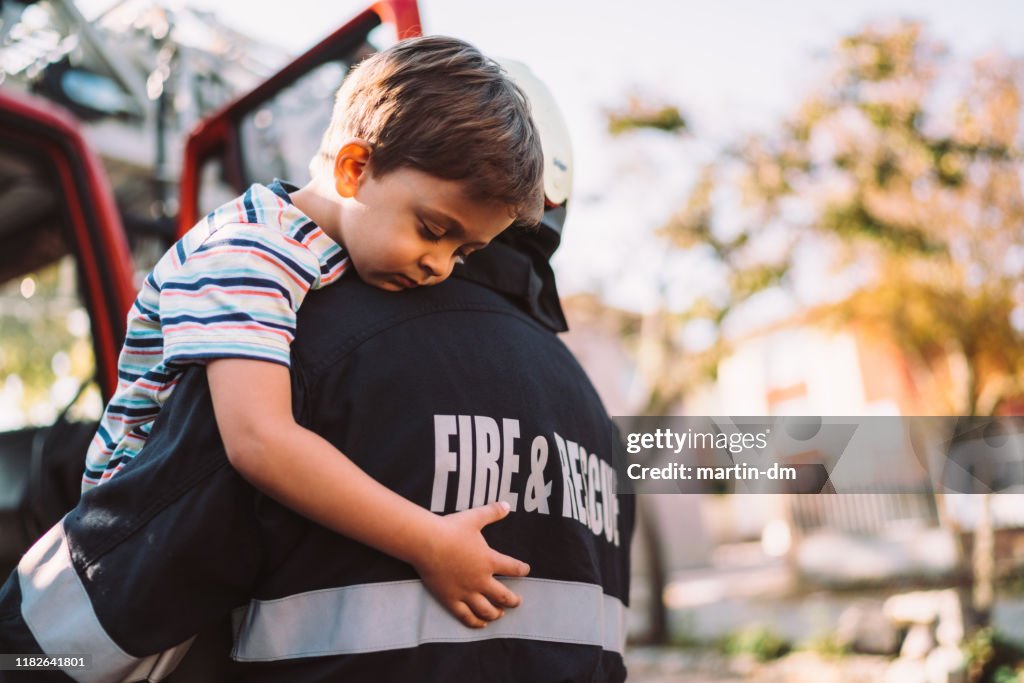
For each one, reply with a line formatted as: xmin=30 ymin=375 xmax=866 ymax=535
xmin=498 ymin=58 xmax=573 ymax=237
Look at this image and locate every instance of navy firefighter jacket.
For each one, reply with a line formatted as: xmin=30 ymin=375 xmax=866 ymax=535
xmin=0 ymin=269 xmax=634 ymax=683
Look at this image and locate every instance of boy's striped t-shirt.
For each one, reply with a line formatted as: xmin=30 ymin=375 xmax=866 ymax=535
xmin=82 ymin=181 xmax=349 ymax=490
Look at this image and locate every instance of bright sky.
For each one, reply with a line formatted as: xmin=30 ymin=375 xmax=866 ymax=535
xmin=81 ymin=0 xmax=1024 ymax=308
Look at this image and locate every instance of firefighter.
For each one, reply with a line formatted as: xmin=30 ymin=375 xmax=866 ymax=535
xmin=0 ymin=62 xmax=634 ymax=683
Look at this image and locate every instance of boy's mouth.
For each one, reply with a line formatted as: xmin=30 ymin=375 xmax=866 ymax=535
xmin=394 ymin=274 xmax=420 ymax=289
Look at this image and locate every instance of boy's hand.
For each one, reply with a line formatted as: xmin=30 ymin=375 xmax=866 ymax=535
xmin=412 ymin=501 xmax=530 ymax=629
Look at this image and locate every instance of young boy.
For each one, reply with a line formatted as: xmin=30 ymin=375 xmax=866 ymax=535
xmin=82 ymin=35 xmax=545 ymax=629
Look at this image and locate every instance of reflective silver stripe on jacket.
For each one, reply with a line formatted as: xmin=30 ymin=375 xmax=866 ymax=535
xmin=233 ymin=577 xmax=627 ymax=662
xmin=18 ymin=521 xmax=194 ymax=683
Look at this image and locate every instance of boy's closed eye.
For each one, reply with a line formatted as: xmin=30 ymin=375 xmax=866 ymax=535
xmin=419 ymin=221 xmax=445 ymax=242
xmin=419 ymin=221 xmax=477 ymax=264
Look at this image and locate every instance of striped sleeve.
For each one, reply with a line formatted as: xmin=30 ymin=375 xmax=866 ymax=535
xmin=159 ymin=223 xmax=320 ymax=368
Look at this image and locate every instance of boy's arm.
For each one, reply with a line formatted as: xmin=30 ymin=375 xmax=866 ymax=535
xmin=207 ymin=358 xmax=529 ymax=628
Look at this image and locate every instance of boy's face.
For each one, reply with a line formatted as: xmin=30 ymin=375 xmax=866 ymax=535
xmin=335 ymin=146 xmax=513 ymax=292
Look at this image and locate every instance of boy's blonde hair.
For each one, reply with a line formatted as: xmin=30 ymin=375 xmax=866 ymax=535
xmin=311 ymin=35 xmax=544 ymax=227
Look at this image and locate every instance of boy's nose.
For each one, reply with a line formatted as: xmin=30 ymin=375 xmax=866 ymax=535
xmin=419 ymin=251 xmax=455 ymax=282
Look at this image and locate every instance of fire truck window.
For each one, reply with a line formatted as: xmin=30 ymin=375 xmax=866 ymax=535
xmin=236 ymin=29 xmax=390 ymax=187
xmin=0 ymin=256 xmax=101 ymax=430
xmin=238 ymin=60 xmax=351 ymax=186
xmin=196 ymin=155 xmax=238 ymax=223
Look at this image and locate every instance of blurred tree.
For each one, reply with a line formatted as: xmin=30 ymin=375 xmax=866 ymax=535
xmin=616 ymin=21 xmax=1024 ymax=628
xmin=606 ymin=96 xmax=687 ymax=136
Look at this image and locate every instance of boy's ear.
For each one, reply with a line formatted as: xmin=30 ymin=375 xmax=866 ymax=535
xmin=333 ymin=139 xmax=373 ymax=198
